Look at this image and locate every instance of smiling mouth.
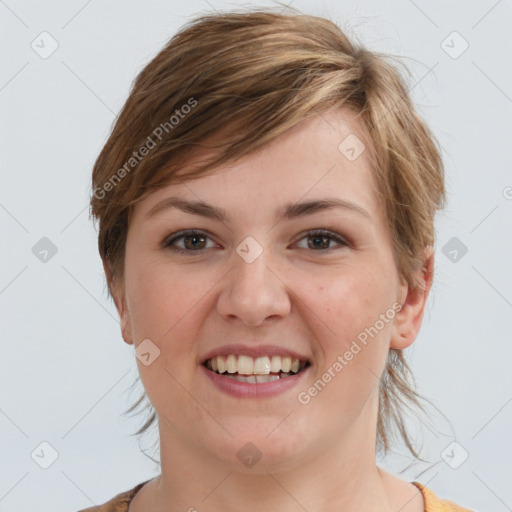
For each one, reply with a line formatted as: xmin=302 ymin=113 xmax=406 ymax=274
xmin=203 ymin=354 xmax=310 ymax=383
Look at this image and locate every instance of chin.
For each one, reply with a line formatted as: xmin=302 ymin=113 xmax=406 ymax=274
xmin=211 ymin=420 xmax=310 ymax=473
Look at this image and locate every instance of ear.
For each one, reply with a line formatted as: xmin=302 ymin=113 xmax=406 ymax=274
xmin=390 ymin=246 xmax=434 ymax=350
xmin=104 ymin=261 xmax=134 ymax=346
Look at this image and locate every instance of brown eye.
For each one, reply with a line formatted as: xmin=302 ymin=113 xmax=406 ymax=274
xmin=162 ymin=228 xmax=348 ymax=255
xmin=296 ymin=230 xmax=348 ymax=251
xmin=163 ymin=230 xmax=216 ymax=254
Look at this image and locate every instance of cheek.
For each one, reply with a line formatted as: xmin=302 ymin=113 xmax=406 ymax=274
xmin=127 ymin=263 xmax=207 ymax=415
xmin=125 ymin=260 xmax=213 ymax=386
xmin=302 ymin=263 xmax=395 ymax=405
xmin=311 ymin=265 xmax=393 ymax=340
xmin=296 ymin=276 xmax=393 ymax=431
xmin=125 ymin=257 xmax=203 ymax=340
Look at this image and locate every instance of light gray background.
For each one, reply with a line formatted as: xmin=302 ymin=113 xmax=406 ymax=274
xmin=1 ymin=1 xmax=511 ymax=511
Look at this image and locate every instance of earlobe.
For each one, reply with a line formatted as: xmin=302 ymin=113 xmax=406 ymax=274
xmin=390 ymin=246 xmax=434 ymax=350
xmin=116 ymin=290 xmax=134 ymax=346
xmin=121 ymin=317 xmax=134 ymax=345
xmin=104 ymin=261 xmax=134 ymax=345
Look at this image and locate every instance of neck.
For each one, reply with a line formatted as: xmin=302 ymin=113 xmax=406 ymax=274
xmin=145 ymin=395 xmax=407 ymax=512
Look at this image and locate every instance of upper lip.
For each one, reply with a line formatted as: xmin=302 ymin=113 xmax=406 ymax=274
xmin=200 ymin=344 xmax=310 ymax=365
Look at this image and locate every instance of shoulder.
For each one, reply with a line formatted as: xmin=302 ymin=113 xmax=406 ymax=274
xmin=412 ymin=481 xmax=475 ymax=512
xmin=77 ymin=480 xmax=150 ymax=512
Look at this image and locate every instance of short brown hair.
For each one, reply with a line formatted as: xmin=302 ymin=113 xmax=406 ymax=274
xmin=89 ymin=7 xmax=445 ymax=460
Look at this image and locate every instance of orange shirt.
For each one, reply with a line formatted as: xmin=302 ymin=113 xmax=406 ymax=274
xmin=412 ymin=482 xmax=474 ymax=511
xmin=78 ymin=480 xmax=474 ymax=511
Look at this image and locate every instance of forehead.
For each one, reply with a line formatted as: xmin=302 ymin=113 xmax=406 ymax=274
xmin=133 ymin=106 xmax=381 ymax=224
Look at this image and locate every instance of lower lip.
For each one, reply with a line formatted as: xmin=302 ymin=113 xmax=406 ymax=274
xmin=200 ymin=364 xmax=309 ymax=398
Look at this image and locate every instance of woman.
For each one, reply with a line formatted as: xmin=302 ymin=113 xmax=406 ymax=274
xmin=82 ymin=8 xmax=474 ymax=512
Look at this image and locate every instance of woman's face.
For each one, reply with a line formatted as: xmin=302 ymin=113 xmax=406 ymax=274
xmin=114 ymin=107 xmax=429 ymax=471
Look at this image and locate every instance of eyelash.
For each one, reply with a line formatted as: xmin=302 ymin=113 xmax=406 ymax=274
xmin=162 ymin=229 xmax=349 ymax=255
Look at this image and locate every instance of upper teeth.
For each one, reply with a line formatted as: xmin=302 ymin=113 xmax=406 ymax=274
xmin=206 ymin=355 xmax=306 ymax=375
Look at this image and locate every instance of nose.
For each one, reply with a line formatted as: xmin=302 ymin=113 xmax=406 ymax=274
xmin=216 ymin=245 xmax=291 ymax=327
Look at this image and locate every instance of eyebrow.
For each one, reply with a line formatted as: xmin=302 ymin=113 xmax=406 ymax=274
xmin=145 ymin=196 xmax=371 ymax=223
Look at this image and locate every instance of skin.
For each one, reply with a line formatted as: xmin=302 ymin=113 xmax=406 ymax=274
xmin=110 ymin=106 xmax=433 ymax=512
